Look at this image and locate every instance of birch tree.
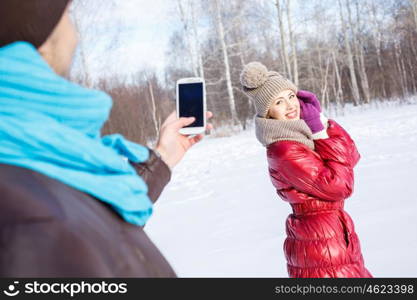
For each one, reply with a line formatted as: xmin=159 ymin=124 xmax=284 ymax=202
xmin=190 ymin=0 xmax=205 ymax=78
xmin=213 ymin=0 xmax=240 ymax=125
xmin=275 ymin=0 xmax=292 ymax=79
xmin=338 ymin=0 xmax=360 ymax=106
xmin=411 ymin=0 xmax=417 ymax=31
xmin=176 ymin=0 xmax=199 ymax=77
xmin=147 ymin=79 xmax=159 ymax=137
xmin=368 ymin=0 xmax=386 ymax=97
xmin=331 ymin=50 xmax=344 ymax=109
xmin=347 ymin=0 xmax=370 ymax=103
xmin=286 ymin=0 xmax=298 ymax=86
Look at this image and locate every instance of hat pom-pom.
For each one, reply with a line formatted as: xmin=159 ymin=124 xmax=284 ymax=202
xmin=240 ymin=62 xmax=268 ymax=89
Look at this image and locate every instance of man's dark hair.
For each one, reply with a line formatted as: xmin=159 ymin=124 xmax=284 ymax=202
xmin=0 ymin=0 xmax=70 ymax=48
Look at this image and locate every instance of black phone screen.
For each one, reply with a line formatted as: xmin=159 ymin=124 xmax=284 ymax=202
xmin=178 ymin=82 xmax=204 ymax=127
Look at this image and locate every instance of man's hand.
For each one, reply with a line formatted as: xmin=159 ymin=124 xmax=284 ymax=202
xmin=155 ymin=111 xmax=213 ymax=169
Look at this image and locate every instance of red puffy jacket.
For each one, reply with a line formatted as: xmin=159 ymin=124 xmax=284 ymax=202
xmin=267 ymin=120 xmax=372 ymax=278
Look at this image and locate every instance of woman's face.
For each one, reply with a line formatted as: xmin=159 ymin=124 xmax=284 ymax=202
xmin=267 ymin=89 xmax=300 ymax=120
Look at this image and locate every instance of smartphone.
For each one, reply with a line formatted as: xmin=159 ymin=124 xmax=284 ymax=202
xmin=176 ymin=77 xmax=206 ymax=135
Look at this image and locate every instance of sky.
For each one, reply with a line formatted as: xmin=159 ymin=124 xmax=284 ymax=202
xmin=68 ymin=0 xmax=325 ymax=83
xmin=70 ymin=0 xmax=179 ymax=82
xmin=68 ymin=0 xmax=387 ymax=84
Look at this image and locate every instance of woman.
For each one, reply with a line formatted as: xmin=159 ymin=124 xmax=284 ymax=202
xmin=0 ymin=0 xmax=211 ymax=277
xmin=240 ymin=62 xmax=372 ymax=278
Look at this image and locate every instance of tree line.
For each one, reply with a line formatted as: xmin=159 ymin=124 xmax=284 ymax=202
xmin=72 ymin=0 xmax=417 ymax=144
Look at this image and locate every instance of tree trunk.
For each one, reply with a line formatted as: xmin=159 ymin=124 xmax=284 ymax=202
xmin=316 ymin=43 xmax=324 ymax=99
xmin=394 ymin=42 xmax=407 ymax=97
xmin=321 ymin=56 xmax=331 ymax=110
xmin=406 ymin=49 xmax=417 ymax=94
xmin=213 ymin=0 xmax=239 ymax=125
xmin=190 ymin=0 xmax=205 ymax=79
xmin=275 ymin=0 xmax=292 ymax=79
xmin=307 ymin=49 xmax=317 ymax=92
xmin=411 ymin=0 xmax=417 ymax=32
xmin=332 ymin=50 xmax=344 ymax=108
xmin=148 ymin=81 xmax=159 ymax=137
xmin=177 ymin=0 xmax=199 ymax=77
xmin=400 ymin=56 xmax=408 ymax=96
xmin=351 ymin=0 xmax=370 ymax=103
xmin=338 ymin=0 xmax=360 ymax=106
xmin=407 ymin=36 xmax=417 ymax=93
xmin=286 ymin=0 xmax=298 ymax=86
xmin=369 ymin=0 xmax=386 ymax=98
xmin=359 ymin=48 xmax=371 ymax=103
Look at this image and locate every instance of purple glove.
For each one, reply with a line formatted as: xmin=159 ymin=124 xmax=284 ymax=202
xmin=297 ymin=90 xmax=322 ymax=112
xmin=297 ymin=90 xmax=324 ymax=134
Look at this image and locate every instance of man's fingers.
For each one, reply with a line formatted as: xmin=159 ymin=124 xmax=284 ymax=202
xmin=206 ymin=112 xmax=214 ymax=133
xmin=206 ymin=111 xmax=213 ymax=119
xmin=172 ymin=117 xmax=195 ymax=130
xmin=164 ymin=111 xmax=212 ymax=132
xmin=188 ymin=134 xmax=204 ymax=146
xmin=165 ymin=111 xmax=212 ymax=128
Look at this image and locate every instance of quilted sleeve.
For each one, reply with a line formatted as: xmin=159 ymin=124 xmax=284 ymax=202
xmin=267 ymin=121 xmax=360 ymax=201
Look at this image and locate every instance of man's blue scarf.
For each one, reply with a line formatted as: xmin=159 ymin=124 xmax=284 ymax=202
xmin=0 ymin=42 xmax=153 ymax=226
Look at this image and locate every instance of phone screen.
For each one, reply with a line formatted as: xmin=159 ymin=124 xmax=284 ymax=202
xmin=178 ymin=82 xmax=204 ymax=127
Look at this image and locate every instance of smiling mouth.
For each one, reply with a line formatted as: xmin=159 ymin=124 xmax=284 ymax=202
xmin=286 ymin=110 xmax=297 ymax=119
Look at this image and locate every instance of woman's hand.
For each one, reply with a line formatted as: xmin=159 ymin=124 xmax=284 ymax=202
xmin=297 ymin=90 xmax=324 ymax=134
xmin=155 ymin=111 xmax=213 ymax=169
xmin=297 ymin=90 xmax=322 ymax=112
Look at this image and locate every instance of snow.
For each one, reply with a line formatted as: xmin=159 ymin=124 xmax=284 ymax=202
xmin=145 ymin=99 xmax=417 ymax=277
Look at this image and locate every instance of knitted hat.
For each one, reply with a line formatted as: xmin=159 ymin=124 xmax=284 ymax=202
xmin=0 ymin=0 xmax=70 ymax=48
xmin=240 ymin=62 xmax=298 ymax=118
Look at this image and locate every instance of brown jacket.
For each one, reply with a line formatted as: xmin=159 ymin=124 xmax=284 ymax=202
xmin=0 ymin=149 xmax=176 ymax=277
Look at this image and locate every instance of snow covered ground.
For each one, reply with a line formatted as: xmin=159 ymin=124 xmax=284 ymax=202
xmin=145 ymin=99 xmax=417 ymax=277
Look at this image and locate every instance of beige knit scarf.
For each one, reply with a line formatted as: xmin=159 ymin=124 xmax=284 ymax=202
xmin=254 ymin=116 xmax=315 ymax=150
